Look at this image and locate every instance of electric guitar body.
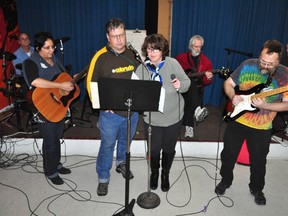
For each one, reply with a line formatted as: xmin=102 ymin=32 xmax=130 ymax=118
xmin=225 ymin=84 xmax=288 ymax=121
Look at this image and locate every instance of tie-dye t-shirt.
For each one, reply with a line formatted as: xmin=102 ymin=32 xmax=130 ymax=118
xmin=230 ymin=59 xmax=288 ymax=130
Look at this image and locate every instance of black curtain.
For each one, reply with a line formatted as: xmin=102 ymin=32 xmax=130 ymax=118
xmin=145 ymin=0 xmax=158 ymax=35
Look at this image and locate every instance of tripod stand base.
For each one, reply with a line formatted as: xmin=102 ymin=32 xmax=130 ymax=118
xmin=137 ymin=191 xmax=160 ymax=209
xmin=114 ymin=199 xmax=135 ymax=216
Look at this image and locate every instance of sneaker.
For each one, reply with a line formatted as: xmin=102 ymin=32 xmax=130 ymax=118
xmin=215 ymin=180 xmax=231 ymax=195
xmin=250 ymin=190 xmax=266 ymax=205
xmin=194 ymin=106 xmax=202 ymax=118
xmin=116 ymin=163 xmax=134 ymax=179
xmin=184 ymin=126 xmax=194 ymax=138
xmin=97 ymin=182 xmax=109 ymax=196
xmin=194 ymin=106 xmax=209 ymax=122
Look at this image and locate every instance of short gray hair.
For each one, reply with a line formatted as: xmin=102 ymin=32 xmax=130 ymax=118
xmin=188 ymin=35 xmax=204 ymax=51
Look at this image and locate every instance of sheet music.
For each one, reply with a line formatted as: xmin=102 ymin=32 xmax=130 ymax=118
xmin=90 ymin=82 xmax=100 ymax=109
xmin=158 ymin=87 xmax=165 ymax=113
xmin=126 ymin=29 xmax=147 ymax=61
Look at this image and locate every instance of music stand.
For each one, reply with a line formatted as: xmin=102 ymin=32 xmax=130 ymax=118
xmin=97 ymin=78 xmax=161 ymax=215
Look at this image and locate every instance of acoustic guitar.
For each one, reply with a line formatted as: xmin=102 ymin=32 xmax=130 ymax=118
xmin=28 ymin=66 xmax=88 ymax=122
xmin=224 ymin=84 xmax=288 ymax=121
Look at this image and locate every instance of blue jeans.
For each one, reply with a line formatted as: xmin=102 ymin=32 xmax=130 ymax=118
xmin=96 ymin=111 xmax=138 ymax=183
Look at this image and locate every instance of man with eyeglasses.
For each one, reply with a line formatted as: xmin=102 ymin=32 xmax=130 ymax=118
xmin=86 ymin=18 xmax=140 ymax=196
xmin=12 ymin=32 xmax=34 ymax=75
xmin=215 ymin=40 xmax=288 ymax=206
xmin=176 ymin=35 xmax=214 ymax=138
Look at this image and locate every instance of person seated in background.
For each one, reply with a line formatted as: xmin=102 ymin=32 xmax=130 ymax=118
xmin=175 ymin=35 xmax=213 ymax=138
xmin=12 ymin=32 xmax=34 ymax=75
xmin=12 ymin=32 xmax=34 ymax=97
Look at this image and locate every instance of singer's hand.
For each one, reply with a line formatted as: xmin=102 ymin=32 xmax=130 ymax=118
xmin=171 ymin=78 xmax=180 ymax=90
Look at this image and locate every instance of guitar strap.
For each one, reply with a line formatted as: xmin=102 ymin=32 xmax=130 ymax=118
xmin=186 ymin=52 xmax=198 ymax=74
xmin=264 ymin=72 xmax=273 ymax=87
xmin=56 ymin=62 xmax=66 ymax=73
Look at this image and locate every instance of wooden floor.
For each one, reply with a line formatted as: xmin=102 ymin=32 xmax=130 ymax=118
xmin=1 ymin=98 xmax=287 ymax=143
xmin=1 ymin=99 xmax=228 ymax=141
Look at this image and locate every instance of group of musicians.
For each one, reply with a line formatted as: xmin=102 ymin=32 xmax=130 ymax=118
xmin=3 ymin=22 xmax=288 ymax=206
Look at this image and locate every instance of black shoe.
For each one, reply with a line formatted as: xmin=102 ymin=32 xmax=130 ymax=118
xmin=97 ymin=182 xmax=109 ymax=196
xmin=58 ymin=167 xmax=71 ymax=174
xmin=161 ymin=169 xmax=170 ymax=192
xmin=50 ymin=175 xmax=64 ymax=185
xmin=116 ymin=163 xmax=134 ymax=179
xmin=215 ymin=180 xmax=231 ymax=195
xmin=250 ymin=190 xmax=266 ymax=205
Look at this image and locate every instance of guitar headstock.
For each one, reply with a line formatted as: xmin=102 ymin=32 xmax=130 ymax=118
xmin=217 ymin=67 xmax=230 ymax=79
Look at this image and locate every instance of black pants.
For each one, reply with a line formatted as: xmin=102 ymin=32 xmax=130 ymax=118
xmin=220 ymin=121 xmax=271 ymax=192
xmin=38 ymin=119 xmax=65 ymax=178
xmin=144 ymin=120 xmax=182 ymax=157
xmin=182 ymin=81 xmax=203 ymax=127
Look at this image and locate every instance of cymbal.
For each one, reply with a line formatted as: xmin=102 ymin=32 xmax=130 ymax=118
xmin=15 ymin=63 xmax=22 ymax=70
xmin=54 ymin=36 xmax=71 ymax=45
xmin=0 ymin=50 xmax=16 ymax=61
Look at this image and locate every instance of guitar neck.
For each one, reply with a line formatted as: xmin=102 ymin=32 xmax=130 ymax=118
xmin=251 ymin=86 xmax=288 ymax=99
xmin=188 ymin=68 xmax=226 ymax=78
xmin=71 ymin=65 xmax=89 ymax=84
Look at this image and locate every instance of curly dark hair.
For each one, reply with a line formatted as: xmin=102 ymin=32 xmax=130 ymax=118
xmin=34 ymin=32 xmax=53 ymax=52
xmin=260 ymin=39 xmax=283 ymax=60
xmin=141 ymin=34 xmax=169 ymax=58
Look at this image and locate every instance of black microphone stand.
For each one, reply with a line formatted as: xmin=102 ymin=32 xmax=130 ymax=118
xmin=59 ymin=39 xmax=64 ymax=64
xmin=97 ymin=76 xmax=161 ymax=216
xmin=115 ymin=94 xmax=135 ymax=216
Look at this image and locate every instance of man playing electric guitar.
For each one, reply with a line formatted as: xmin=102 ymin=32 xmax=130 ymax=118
xmin=215 ymin=40 xmax=288 ymax=206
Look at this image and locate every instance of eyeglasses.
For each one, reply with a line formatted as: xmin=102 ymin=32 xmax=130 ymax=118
xmin=109 ymin=33 xmax=125 ymax=40
xmin=42 ymin=46 xmax=55 ymax=51
xmin=259 ymin=58 xmax=276 ymax=67
xmin=20 ymin=37 xmax=30 ymax=41
xmin=147 ymin=47 xmax=160 ymax=53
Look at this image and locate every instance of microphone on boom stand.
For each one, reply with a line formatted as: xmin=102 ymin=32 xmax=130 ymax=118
xmin=126 ymin=42 xmax=161 ymax=210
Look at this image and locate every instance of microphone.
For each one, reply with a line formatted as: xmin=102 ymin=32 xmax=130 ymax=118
xmin=224 ymin=48 xmax=253 ymax=57
xmin=170 ymin=74 xmax=178 ymax=92
xmin=60 ymin=39 xmax=64 ymax=51
xmin=171 ymin=74 xmax=176 ymax=80
xmin=127 ymin=42 xmax=141 ymax=58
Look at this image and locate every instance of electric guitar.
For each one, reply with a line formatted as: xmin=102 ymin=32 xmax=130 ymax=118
xmin=27 ymin=66 xmax=88 ymax=122
xmin=185 ymin=67 xmax=229 ymax=79
xmin=225 ymin=84 xmax=288 ymax=120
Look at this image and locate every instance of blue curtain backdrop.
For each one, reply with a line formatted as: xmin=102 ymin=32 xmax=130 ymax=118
xmin=16 ymin=0 xmax=288 ymax=106
xmin=171 ymin=0 xmax=288 ymax=106
xmin=16 ymin=0 xmax=145 ymax=100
